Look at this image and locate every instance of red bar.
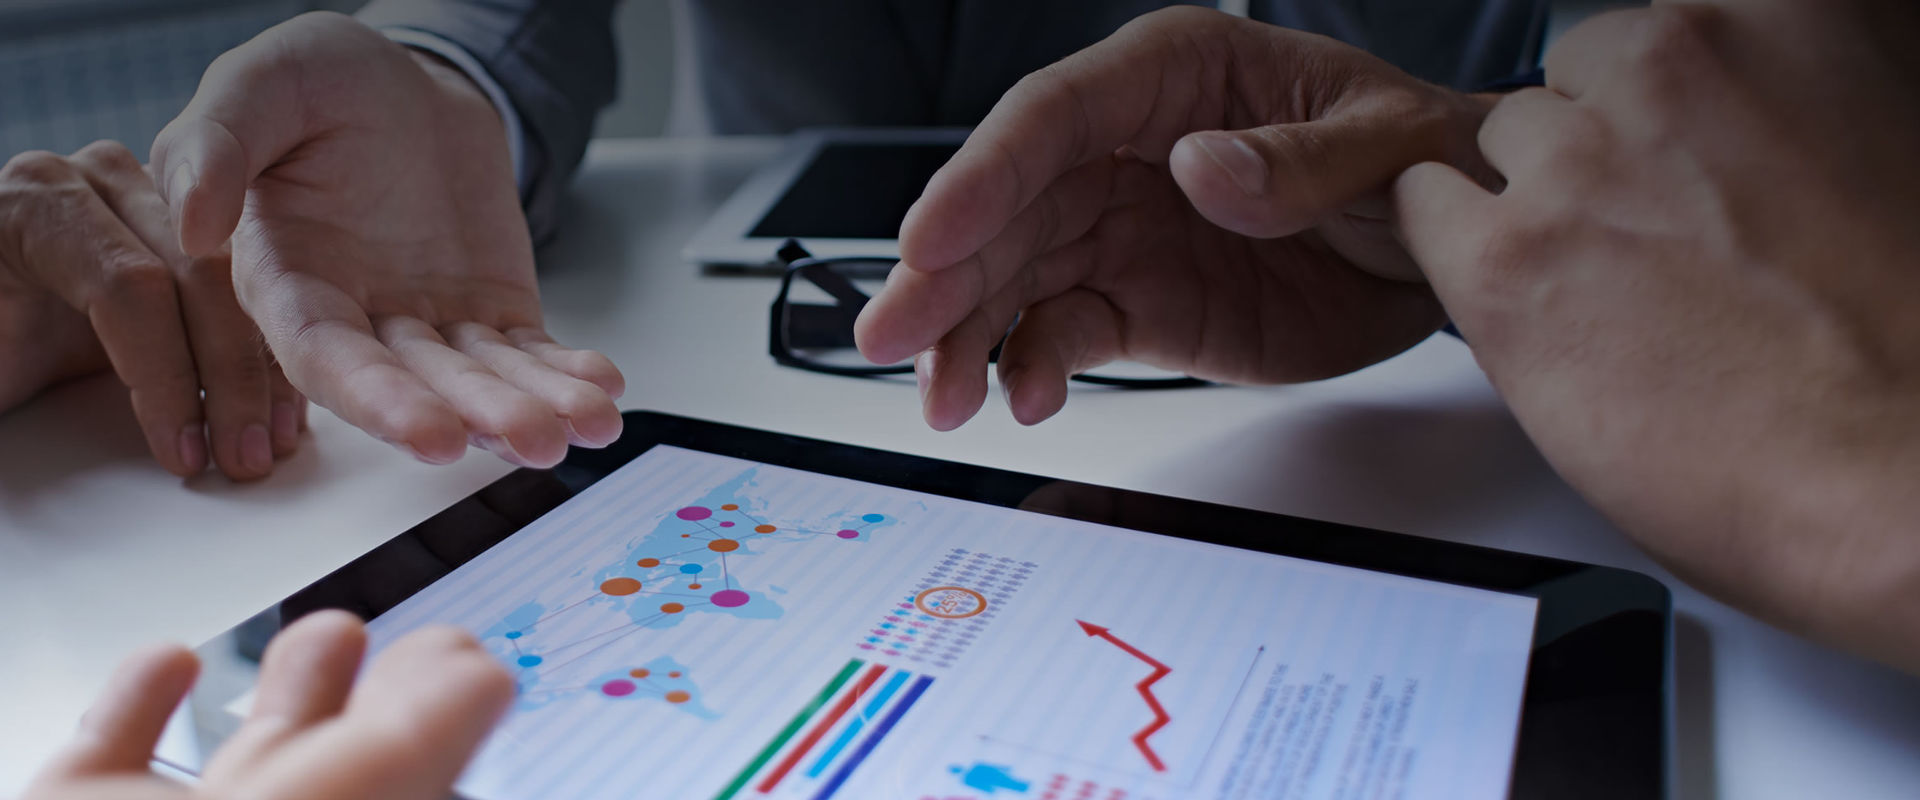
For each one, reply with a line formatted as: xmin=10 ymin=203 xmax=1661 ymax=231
xmin=757 ymin=663 xmax=888 ymax=793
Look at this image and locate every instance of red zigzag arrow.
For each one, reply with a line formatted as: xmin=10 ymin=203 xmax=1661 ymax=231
xmin=1077 ymin=620 xmax=1171 ymax=772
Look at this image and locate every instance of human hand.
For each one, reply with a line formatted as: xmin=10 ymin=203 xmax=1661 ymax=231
xmin=855 ymin=6 xmax=1492 ymax=430
xmin=0 ymin=142 xmax=305 ymax=480
xmin=151 ymin=12 xmax=624 ymax=468
xmin=22 ymin=611 xmax=513 ymax=800
xmin=1395 ymin=3 xmax=1920 ymax=671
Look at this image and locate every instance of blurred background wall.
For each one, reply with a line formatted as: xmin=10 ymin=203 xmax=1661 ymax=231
xmin=0 ymin=0 xmax=1629 ymax=160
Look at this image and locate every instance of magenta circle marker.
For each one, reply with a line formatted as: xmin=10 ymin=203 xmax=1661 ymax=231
xmin=676 ymin=506 xmax=712 ymax=521
xmin=711 ymin=589 xmax=750 ymax=608
xmin=719 ymin=521 xmax=735 ymax=528
xmin=601 ymin=679 xmax=636 ymax=697
xmin=837 ymin=529 xmax=859 ymax=539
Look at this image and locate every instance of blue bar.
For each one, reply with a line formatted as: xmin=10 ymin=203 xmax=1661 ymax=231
xmin=807 ymin=670 xmax=912 ymax=778
xmin=811 ymin=675 xmax=934 ymax=800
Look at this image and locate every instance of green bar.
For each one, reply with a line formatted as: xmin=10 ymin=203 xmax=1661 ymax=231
xmin=712 ymin=658 xmax=865 ymax=800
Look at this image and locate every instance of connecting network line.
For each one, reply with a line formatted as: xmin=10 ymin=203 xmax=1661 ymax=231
xmin=491 ymin=500 xmax=892 ymax=706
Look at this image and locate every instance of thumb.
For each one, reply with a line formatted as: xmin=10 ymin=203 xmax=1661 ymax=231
xmin=150 ymin=30 xmax=312 ymax=257
xmin=1169 ymin=104 xmax=1448 ymax=240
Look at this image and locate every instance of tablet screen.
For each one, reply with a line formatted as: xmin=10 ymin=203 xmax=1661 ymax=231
xmin=358 ymin=445 xmax=1537 ymax=800
xmin=747 ymin=143 xmax=960 ymax=240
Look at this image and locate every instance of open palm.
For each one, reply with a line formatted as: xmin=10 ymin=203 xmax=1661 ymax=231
xmin=153 ymin=12 xmax=623 ymax=466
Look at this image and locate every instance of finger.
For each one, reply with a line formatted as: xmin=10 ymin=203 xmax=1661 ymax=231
xmin=245 ymin=271 xmax=467 ymax=464
xmin=1392 ymin=162 xmax=1499 ymax=304
xmin=1168 ymin=92 xmax=1460 ymax=240
xmin=149 ymin=24 xmax=312 ymax=257
xmin=3 ymin=149 xmax=205 ymax=476
xmin=917 ymin=313 xmax=998 ymax=433
xmin=897 ymin=8 xmax=1231 ymax=272
xmin=442 ymin=322 xmax=622 ymax=447
xmin=1475 ymin=88 xmax=1577 ymax=181
xmin=996 ymin=288 xmax=1127 ymax=426
xmin=503 ymin=328 xmax=626 ymax=400
xmin=230 ymin=627 xmax=512 ymax=800
xmin=913 ymin=240 xmax=1102 ymax=430
xmin=1544 ymin=7 xmax=1651 ymax=100
xmin=75 ymin=146 xmax=278 ymax=481
xmin=269 ymin=363 xmax=306 ymax=456
xmin=173 ymin=253 xmax=275 ymax=479
xmin=376 ymin=316 xmax=570 ymax=467
xmin=204 ymin=611 xmax=367 ymax=780
xmin=856 ymin=157 xmax=1113 ymax=365
xmin=34 ymin=644 xmax=199 ymax=782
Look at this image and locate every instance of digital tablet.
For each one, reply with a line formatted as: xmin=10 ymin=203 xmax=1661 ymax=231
xmin=682 ymin=128 xmax=969 ymax=270
xmin=156 ymin=411 xmax=1670 ymax=799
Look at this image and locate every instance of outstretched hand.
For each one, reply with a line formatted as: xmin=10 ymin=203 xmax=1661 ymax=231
xmin=22 ymin=612 xmax=513 ymax=800
xmin=855 ymin=7 xmax=1492 ymax=430
xmin=151 ymin=12 xmax=624 ymax=468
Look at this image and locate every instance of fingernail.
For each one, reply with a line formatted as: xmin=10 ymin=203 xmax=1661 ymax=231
xmin=1000 ymin=368 xmax=1021 ymax=411
xmin=164 ymin=160 xmax=197 ymax=213
xmin=559 ymin=417 xmax=589 ymax=447
xmin=177 ymin=426 xmax=207 ymax=473
xmin=271 ymin=402 xmax=299 ymax=448
xmin=1194 ymin=132 xmax=1267 ymax=196
xmin=472 ymin=433 xmax=531 ymax=467
xmin=241 ymin=424 xmax=273 ymax=473
xmin=914 ymin=350 xmax=934 ymax=402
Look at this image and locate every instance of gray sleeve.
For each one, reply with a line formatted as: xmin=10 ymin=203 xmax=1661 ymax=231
xmin=1249 ymin=0 xmax=1547 ymax=90
xmin=357 ymin=0 xmax=621 ymax=244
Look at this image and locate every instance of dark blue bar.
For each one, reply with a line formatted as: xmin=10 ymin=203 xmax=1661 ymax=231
xmin=811 ymin=674 xmax=934 ymax=800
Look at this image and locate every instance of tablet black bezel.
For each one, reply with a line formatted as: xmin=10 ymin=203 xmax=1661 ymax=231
xmin=177 ymin=410 xmax=1672 ymax=799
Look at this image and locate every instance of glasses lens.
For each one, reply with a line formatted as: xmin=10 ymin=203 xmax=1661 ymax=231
xmin=1076 ymin=360 xmax=1196 ymax=382
xmin=779 ymin=260 xmax=909 ymax=370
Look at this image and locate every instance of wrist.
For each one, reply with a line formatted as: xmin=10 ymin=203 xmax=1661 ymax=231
xmin=406 ymin=49 xmax=500 ymax=124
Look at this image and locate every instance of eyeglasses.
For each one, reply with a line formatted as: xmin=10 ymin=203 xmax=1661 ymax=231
xmin=768 ymin=240 xmax=1207 ymax=388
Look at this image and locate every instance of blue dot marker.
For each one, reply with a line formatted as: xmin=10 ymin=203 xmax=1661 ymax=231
xmin=517 ymin=655 xmax=543 ymax=667
xmin=862 ymin=513 xmax=885 ymax=523
xmin=680 ymin=563 xmax=704 ymax=575
xmin=504 ymin=631 xmax=522 ymax=640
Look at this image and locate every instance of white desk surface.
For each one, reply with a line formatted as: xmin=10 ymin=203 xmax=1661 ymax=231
xmin=1 ymin=137 xmax=1915 ymax=798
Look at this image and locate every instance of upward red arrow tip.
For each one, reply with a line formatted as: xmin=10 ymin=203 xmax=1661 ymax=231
xmin=1077 ymin=620 xmax=1108 ymax=637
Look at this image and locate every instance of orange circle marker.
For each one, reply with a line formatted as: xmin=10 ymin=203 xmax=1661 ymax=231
xmin=914 ymin=585 xmax=988 ymax=619
xmin=754 ymin=524 xmax=776 ymax=533
xmin=708 ymin=539 xmax=740 ymax=553
xmin=637 ymin=558 xmax=661 ymax=568
xmin=720 ymin=504 xmax=739 ymax=511
xmin=660 ymin=602 xmax=685 ymax=613
xmin=680 ymin=533 xmax=691 ymax=538
xmin=668 ymin=671 xmax=682 ymax=678
xmin=688 ymin=583 xmax=702 ymax=589
xmin=600 ymin=577 xmax=643 ymax=596
xmin=630 ymin=668 xmax=651 ymax=678
xmin=666 ymin=690 xmax=691 ymax=704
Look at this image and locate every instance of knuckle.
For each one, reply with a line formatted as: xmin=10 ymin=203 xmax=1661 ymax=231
xmin=1 ymin=150 xmax=78 ymax=186
xmin=1621 ymin=5 xmax=1725 ymax=79
xmin=1135 ymin=4 xmax=1215 ymax=30
xmin=549 ymin=383 xmax=606 ymax=417
xmin=72 ymin=140 xmax=143 ymax=174
xmin=99 ymin=253 xmax=173 ymax=295
xmin=205 ymin=348 xmax=270 ymax=385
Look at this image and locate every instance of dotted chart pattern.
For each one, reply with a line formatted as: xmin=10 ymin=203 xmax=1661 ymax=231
xmin=859 ymin=548 xmax=1035 ymax=670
